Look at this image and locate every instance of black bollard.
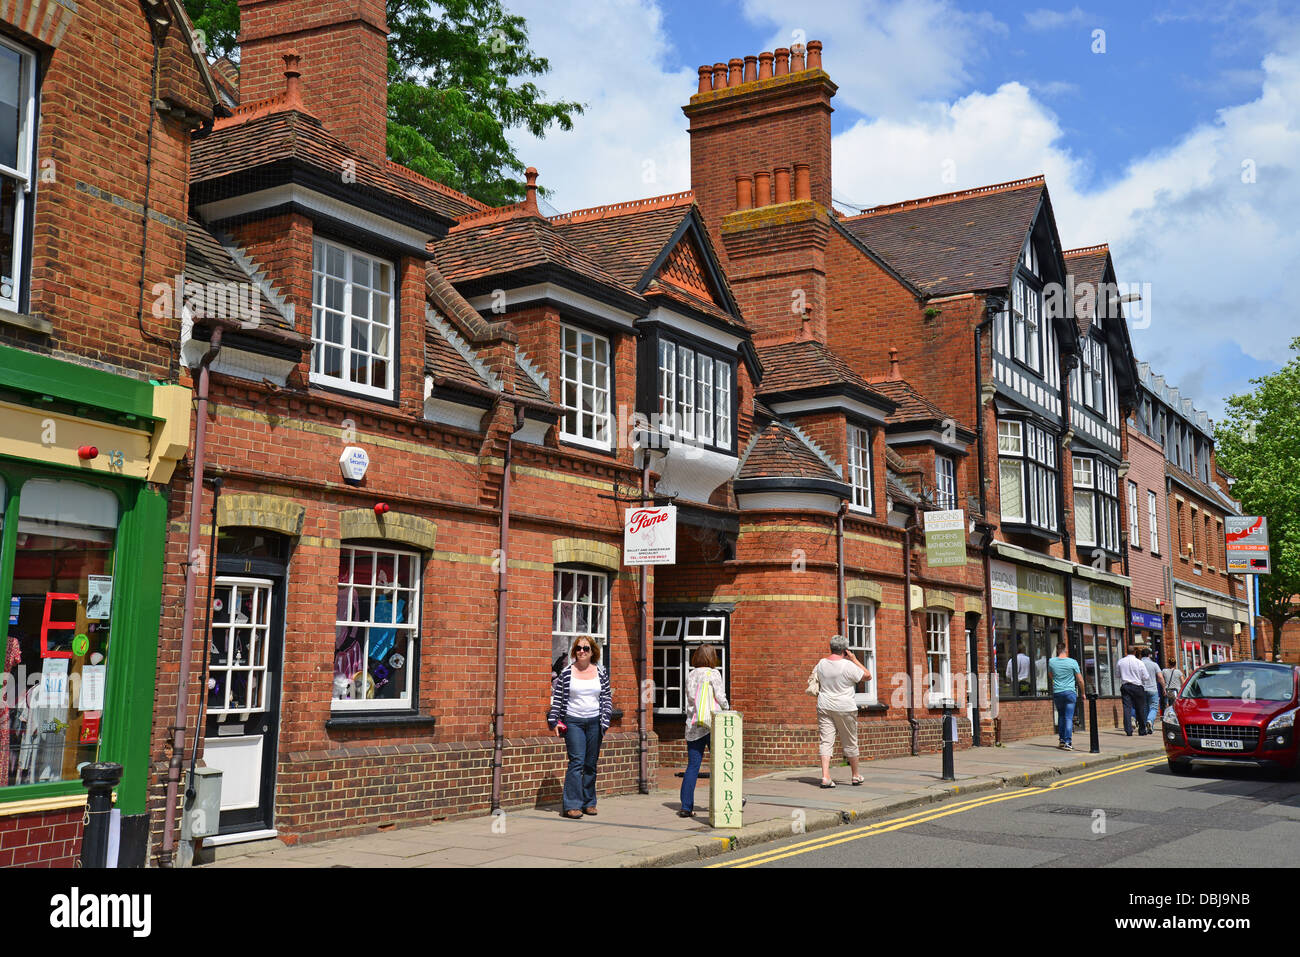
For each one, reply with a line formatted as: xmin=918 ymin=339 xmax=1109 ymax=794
xmin=1088 ymin=694 xmax=1100 ymax=754
xmin=941 ymin=701 xmax=955 ymax=781
xmin=80 ymin=762 xmax=122 ymax=868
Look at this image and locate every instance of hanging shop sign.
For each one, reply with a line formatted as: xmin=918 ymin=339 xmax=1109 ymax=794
xmin=1225 ymin=516 xmax=1271 ymax=574
xmin=624 ymin=505 xmax=676 ymax=565
xmin=923 ymin=509 xmax=966 ymax=568
xmin=990 ymin=560 xmax=1066 ymax=618
xmin=1072 ymin=580 xmax=1126 ymax=629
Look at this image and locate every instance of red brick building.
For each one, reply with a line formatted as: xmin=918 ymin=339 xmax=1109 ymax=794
xmin=0 ymin=0 xmax=217 ymax=866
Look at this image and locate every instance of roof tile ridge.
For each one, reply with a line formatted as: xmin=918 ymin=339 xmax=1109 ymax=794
xmin=212 ymin=93 xmax=318 ymax=131
xmin=845 ymin=175 xmax=1046 ymax=220
xmin=450 ymin=200 xmax=537 ymax=231
xmin=427 ymin=307 xmax=502 ymax=391
xmin=782 ymin=418 xmax=843 ymax=480
xmin=515 ymin=347 xmax=550 ymax=398
xmin=387 ymin=162 xmax=490 ymax=211
xmin=754 ymin=332 xmax=809 ymax=349
xmin=1063 ymin=243 xmax=1110 ymax=257
xmin=549 ymin=191 xmax=695 ymax=225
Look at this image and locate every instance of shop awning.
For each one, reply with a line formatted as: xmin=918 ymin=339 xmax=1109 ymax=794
xmin=991 ymin=541 xmax=1131 ymax=589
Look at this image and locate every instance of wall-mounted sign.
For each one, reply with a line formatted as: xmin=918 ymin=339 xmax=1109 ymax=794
xmin=924 ymin=509 xmax=966 ymax=568
xmin=989 ymin=560 xmax=1066 ymax=618
xmin=1072 ymin=580 xmax=1125 ymax=629
xmin=1130 ymin=610 xmax=1164 ymax=631
xmin=624 ymin=506 xmax=676 ymax=565
xmin=1225 ymin=516 xmax=1270 ymax=574
xmin=339 ymin=446 xmax=370 ymax=483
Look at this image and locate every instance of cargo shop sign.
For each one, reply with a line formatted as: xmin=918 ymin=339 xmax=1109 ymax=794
xmin=624 ymin=506 xmax=676 ymax=565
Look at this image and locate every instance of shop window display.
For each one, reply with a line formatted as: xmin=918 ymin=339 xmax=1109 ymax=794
xmin=2 ymin=479 xmax=117 ymax=786
xmin=333 ymin=545 xmax=420 ymax=710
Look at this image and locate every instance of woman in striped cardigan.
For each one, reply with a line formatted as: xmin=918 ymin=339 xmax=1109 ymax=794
xmin=547 ymin=635 xmax=613 ymax=818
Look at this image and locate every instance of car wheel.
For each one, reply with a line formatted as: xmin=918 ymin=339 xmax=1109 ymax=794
xmin=1167 ymin=759 xmax=1192 ymax=776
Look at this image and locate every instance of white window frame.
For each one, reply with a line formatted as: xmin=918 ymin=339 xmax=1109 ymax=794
xmin=311 ymin=237 xmax=396 ymax=400
xmin=698 ymin=355 xmax=715 ymax=445
xmin=847 ymin=422 xmax=873 ymax=512
xmin=333 ymin=545 xmax=421 ymax=712
xmin=651 ymin=615 xmax=727 ymax=716
xmin=935 ymin=455 xmax=956 ymax=510
xmin=658 ymin=338 xmax=676 ymax=432
xmin=560 ymin=324 xmax=613 ymax=450
xmin=999 ymin=420 xmax=1057 ymax=532
xmin=925 ymin=611 xmax=952 ymax=706
xmin=552 ymin=568 xmax=610 ymax=668
xmin=677 ymin=344 xmax=694 ymax=441
xmin=1148 ymin=490 xmax=1160 ymax=554
xmin=656 ymin=336 xmax=736 ymax=452
xmin=1128 ymin=480 xmax=1140 ymax=543
xmin=715 ymin=362 xmax=732 ymax=448
xmin=208 ymin=577 xmax=273 ymax=716
xmin=846 ymin=600 xmax=877 ymax=705
xmin=0 ymin=36 xmax=37 ymax=313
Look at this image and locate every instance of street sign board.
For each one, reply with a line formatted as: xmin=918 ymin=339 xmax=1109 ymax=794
xmin=623 ymin=505 xmax=676 ymax=565
xmin=1225 ymin=516 xmax=1270 ymax=574
xmin=924 ymin=509 xmax=966 ymax=567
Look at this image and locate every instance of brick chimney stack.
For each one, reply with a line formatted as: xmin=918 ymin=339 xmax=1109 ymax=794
xmin=237 ymin=0 xmax=390 ymax=166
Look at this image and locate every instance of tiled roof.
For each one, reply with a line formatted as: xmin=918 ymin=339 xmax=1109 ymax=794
xmin=552 ymin=198 xmax=694 ymax=289
xmin=432 ymin=215 xmax=630 ymax=291
xmin=513 ymin=352 xmax=552 ymax=405
xmin=869 ymin=377 xmax=966 ymax=431
xmin=888 ymin=470 xmax=921 ymax=505
xmin=1064 ymin=244 xmax=1111 ymax=335
xmin=737 ymin=419 xmax=844 ymax=484
xmin=192 ymin=109 xmax=486 ymax=222
xmin=841 ymin=177 xmax=1045 ymax=297
xmin=755 ymin=339 xmax=889 ymax=404
xmin=184 ymin=217 xmax=299 ymax=338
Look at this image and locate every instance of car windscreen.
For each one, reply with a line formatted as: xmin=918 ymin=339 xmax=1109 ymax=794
xmin=1182 ymin=664 xmax=1296 ymax=702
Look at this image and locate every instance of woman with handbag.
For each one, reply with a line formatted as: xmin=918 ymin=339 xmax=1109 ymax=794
xmin=678 ymin=644 xmax=729 ymax=818
xmin=547 ymin=635 xmax=613 ymax=819
xmin=812 ymin=634 xmax=869 ymax=788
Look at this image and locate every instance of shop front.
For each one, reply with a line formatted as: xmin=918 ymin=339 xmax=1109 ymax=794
xmin=0 ymin=344 xmax=189 ymax=866
xmin=1072 ymin=579 xmax=1128 ymax=696
xmin=990 ymin=558 xmax=1067 ymax=703
xmin=1176 ymin=606 xmax=1238 ymax=671
xmin=1130 ymin=608 xmax=1165 ymax=663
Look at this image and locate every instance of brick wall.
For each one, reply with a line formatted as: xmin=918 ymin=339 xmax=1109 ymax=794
xmin=1126 ymin=424 xmax=1170 ymax=611
xmin=0 ymin=808 xmax=81 ymax=867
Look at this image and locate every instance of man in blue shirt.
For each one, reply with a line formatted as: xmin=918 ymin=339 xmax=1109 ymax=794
xmin=1047 ymin=641 xmax=1085 ymax=750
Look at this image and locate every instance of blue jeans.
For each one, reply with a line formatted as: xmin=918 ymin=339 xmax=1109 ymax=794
xmin=562 ymin=716 xmax=603 ymax=812
xmin=680 ymin=735 xmax=708 ymax=813
xmin=1146 ymin=689 xmax=1160 ymax=724
xmin=1053 ymin=691 xmax=1078 ymax=746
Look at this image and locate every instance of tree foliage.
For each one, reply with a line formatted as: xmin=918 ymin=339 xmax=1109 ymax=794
xmin=1215 ymin=336 xmax=1300 ymax=660
xmin=181 ymin=0 xmax=581 ymax=206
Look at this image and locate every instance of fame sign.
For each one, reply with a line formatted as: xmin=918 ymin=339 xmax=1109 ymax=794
xmin=623 ymin=505 xmax=676 ymax=566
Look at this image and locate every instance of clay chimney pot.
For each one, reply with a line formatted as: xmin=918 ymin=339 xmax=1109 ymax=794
xmin=712 ymin=62 xmax=728 ymax=89
xmin=794 ymin=163 xmax=811 ymax=201
xmin=524 ymin=167 xmax=539 ymax=214
xmin=753 ymin=170 xmax=772 ymax=207
xmin=282 ymin=48 xmax=302 ymax=102
xmin=697 ymin=65 xmax=713 ymax=94
xmin=774 ymin=47 xmax=790 ymax=76
xmin=735 ymin=174 xmax=754 ymax=211
xmin=774 ymin=166 xmax=791 ymax=204
xmin=728 ymin=57 xmax=744 ymax=88
xmin=790 ymin=42 xmax=806 ymax=71
xmin=807 ymin=40 xmax=823 ymax=70
xmin=758 ymin=51 xmax=774 ymax=80
xmin=889 ymin=347 xmax=901 ymax=380
xmin=743 ymin=55 xmax=758 ymax=83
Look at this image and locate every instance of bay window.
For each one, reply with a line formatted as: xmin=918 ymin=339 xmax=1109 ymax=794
xmin=333 ymin=545 xmax=420 ymax=710
xmin=0 ymin=37 xmax=36 ymax=312
xmin=1073 ymin=455 xmax=1119 ymax=552
xmin=997 ymin=419 xmax=1057 ymax=532
xmin=311 ymin=238 xmax=395 ymax=400
xmin=652 ymin=615 xmax=727 ymax=715
xmin=1077 ymin=336 xmax=1106 ymax=414
xmin=656 ymin=334 xmax=735 ymax=452
xmin=561 ymin=325 xmax=612 ymax=449
xmin=1011 ymin=239 xmax=1042 ymax=373
xmin=847 ymin=422 xmax=872 ymax=512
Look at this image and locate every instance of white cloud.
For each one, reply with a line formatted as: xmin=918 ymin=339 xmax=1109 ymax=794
xmin=1023 ymin=6 xmax=1089 ymax=31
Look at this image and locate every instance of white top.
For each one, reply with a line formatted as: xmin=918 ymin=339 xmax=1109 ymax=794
xmin=567 ymin=674 xmax=601 ymax=718
xmin=684 ymin=667 xmax=729 ymax=742
xmin=816 ymin=657 xmax=865 ymax=713
xmin=1115 ymin=654 xmax=1149 ymax=686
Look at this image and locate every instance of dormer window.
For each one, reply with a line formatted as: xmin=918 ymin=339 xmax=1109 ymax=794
xmin=655 ymin=333 xmax=735 ymax=453
xmin=561 ymin=324 xmax=612 ymax=450
xmin=311 ymin=237 xmax=395 ymax=401
xmin=1011 ymin=237 xmax=1042 ymax=375
xmin=847 ymin=422 xmax=873 ymax=512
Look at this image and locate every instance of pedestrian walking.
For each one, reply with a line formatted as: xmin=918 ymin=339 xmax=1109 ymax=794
xmin=1161 ymin=661 xmax=1185 ymax=710
xmin=1139 ymin=647 xmax=1164 ymax=733
xmin=813 ymin=635 xmax=870 ymax=788
xmin=1048 ymin=641 xmax=1084 ymax=750
xmin=1115 ymin=646 xmax=1151 ymax=736
xmin=678 ymin=644 xmax=729 ymax=818
xmin=547 ymin=635 xmax=612 ymax=819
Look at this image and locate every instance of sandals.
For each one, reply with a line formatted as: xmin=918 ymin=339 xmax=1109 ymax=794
xmin=851 ymin=775 xmax=864 ymax=786
xmin=820 ymin=780 xmax=836 ymax=789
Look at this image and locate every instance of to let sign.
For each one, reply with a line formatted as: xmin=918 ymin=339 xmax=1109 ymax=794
xmin=623 ymin=505 xmax=676 ymax=565
xmin=1224 ymin=516 xmax=1270 ymax=574
xmin=924 ymin=509 xmax=966 ymax=568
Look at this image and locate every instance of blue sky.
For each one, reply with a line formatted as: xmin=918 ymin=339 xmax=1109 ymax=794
xmin=505 ymin=1 xmax=1300 ymax=422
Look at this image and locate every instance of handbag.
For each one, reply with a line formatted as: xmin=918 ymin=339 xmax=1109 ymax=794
xmin=805 ymin=662 xmax=821 ymax=697
xmin=696 ymin=669 xmax=716 ymax=729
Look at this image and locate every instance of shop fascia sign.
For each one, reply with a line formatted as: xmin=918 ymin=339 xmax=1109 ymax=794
xmin=1225 ymin=516 xmax=1270 ymax=574
xmin=989 ymin=560 xmax=1066 ymax=618
xmin=1072 ymin=579 xmax=1125 ymax=629
xmin=624 ymin=505 xmax=676 ymax=565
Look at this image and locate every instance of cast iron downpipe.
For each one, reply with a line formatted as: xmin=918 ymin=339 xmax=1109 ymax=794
xmin=836 ymin=500 xmax=848 ymax=636
xmin=491 ymin=404 xmax=525 ymax=812
xmin=903 ymin=518 xmax=918 ymax=755
xmin=161 ymin=325 xmax=223 ymax=866
xmin=973 ymin=306 xmax=998 ymax=744
xmin=636 ymin=459 xmax=650 ymax=794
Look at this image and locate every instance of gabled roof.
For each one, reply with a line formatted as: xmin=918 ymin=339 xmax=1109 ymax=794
xmin=755 ymin=339 xmax=894 ymax=412
xmin=841 ymin=177 xmax=1048 ymax=297
xmin=869 ymin=377 xmax=973 ymax=438
xmin=1065 ymin=243 xmax=1140 ymax=409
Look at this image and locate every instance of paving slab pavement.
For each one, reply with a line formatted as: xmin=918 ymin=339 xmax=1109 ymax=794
xmin=200 ymin=726 xmax=1165 ymax=869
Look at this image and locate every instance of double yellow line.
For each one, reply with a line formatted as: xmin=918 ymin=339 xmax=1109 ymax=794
xmin=709 ymin=756 xmax=1166 ymax=868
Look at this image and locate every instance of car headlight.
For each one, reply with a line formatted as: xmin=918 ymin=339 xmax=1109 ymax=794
xmin=1266 ymin=707 xmax=1298 ymax=733
xmin=1163 ymin=706 xmax=1179 ymax=726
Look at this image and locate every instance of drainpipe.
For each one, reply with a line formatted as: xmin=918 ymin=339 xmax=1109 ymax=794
xmin=636 ymin=459 xmax=651 ymax=794
xmin=836 ymin=500 xmax=848 ymax=636
xmin=161 ymin=325 xmax=223 ymax=866
xmin=491 ymin=404 xmax=525 ymax=812
xmin=903 ymin=517 xmax=918 ymax=755
xmin=973 ymin=304 xmax=998 ymax=745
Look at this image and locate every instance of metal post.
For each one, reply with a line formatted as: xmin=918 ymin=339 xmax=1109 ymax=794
xmin=1087 ymin=693 xmax=1100 ymax=753
xmin=80 ymin=762 xmax=122 ymax=868
xmin=941 ymin=700 xmax=955 ymax=781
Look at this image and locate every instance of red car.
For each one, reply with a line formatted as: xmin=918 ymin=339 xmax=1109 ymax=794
xmin=1163 ymin=660 xmax=1300 ymax=776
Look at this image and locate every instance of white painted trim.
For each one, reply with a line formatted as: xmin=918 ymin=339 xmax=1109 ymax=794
xmin=202 ymin=828 xmax=279 ymax=848
xmin=885 ymin=430 xmax=970 ymax=453
xmin=196 ymin=183 xmax=433 ymax=249
xmin=424 ymin=396 xmax=486 ymax=431
xmin=767 ymin=395 xmax=888 ymax=425
xmin=512 ymin=418 xmax=550 ymax=444
xmin=642 ymin=305 xmax=744 ymax=351
xmin=466 ymin=283 xmax=638 ymax=329
xmin=180 ymin=316 xmax=297 ymax=385
xmin=736 ymin=490 xmax=843 ymax=513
